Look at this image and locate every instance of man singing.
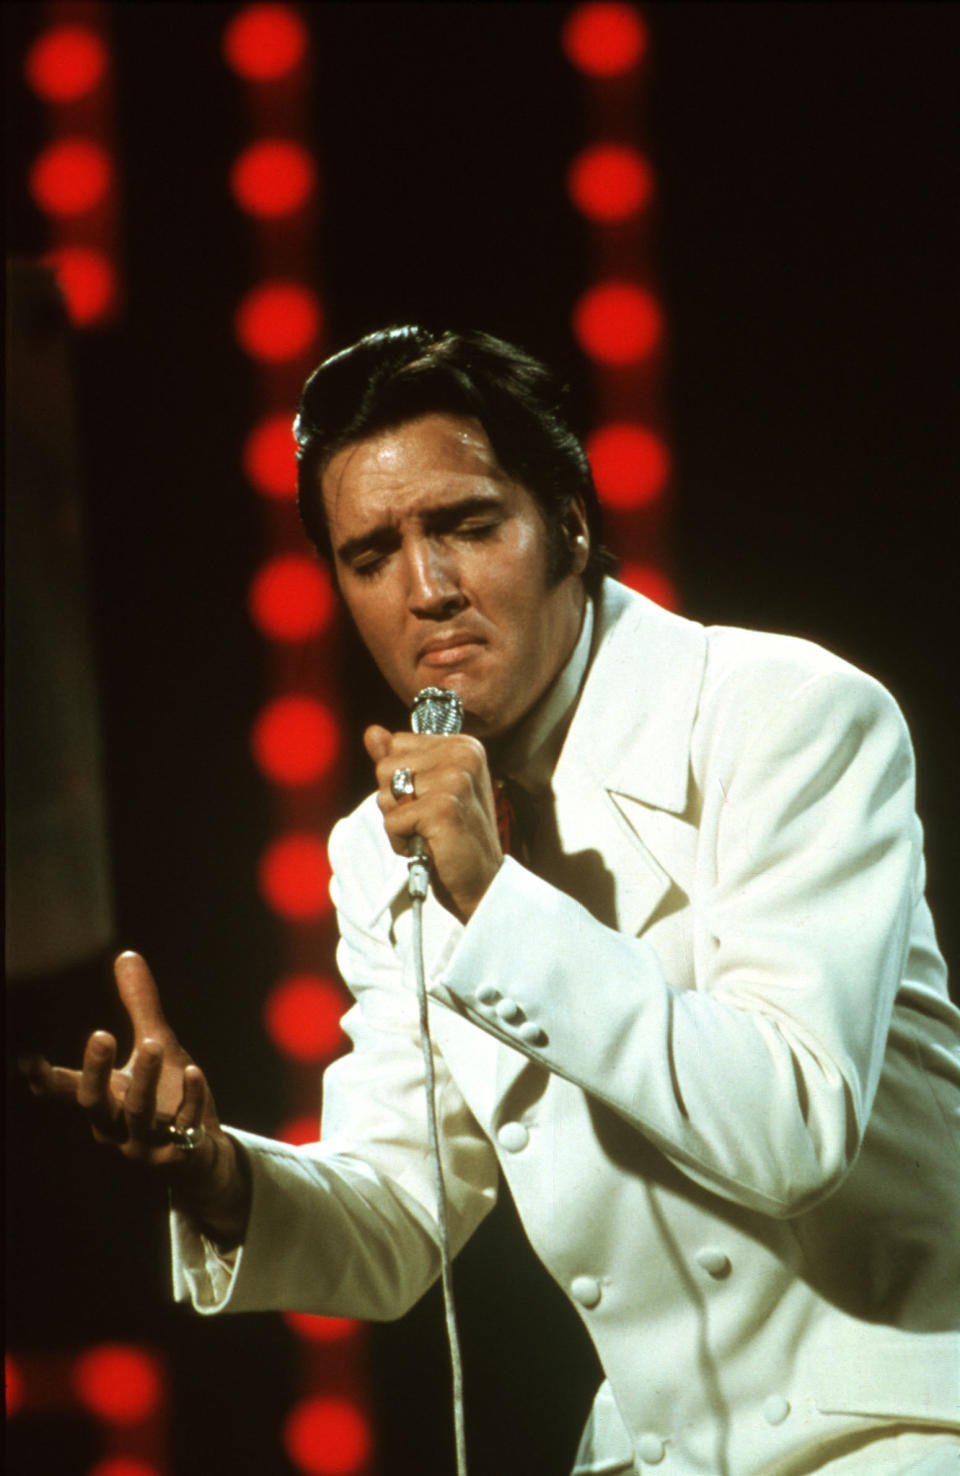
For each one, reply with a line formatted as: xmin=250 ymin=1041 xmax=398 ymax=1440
xmin=31 ymin=327 xmax=960 ymax=1474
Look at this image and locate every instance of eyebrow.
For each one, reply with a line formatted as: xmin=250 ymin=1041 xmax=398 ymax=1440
xmin=334 ymin=492 xmax=505 ymax=565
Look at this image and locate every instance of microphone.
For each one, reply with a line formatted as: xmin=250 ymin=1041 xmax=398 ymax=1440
xmin=406 ymin=685 xmax=470 ymax=1476
xmin=407 ymin=686 xmax=464 ymax=897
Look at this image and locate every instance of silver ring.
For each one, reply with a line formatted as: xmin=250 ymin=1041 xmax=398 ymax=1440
xmin=167 ymin=1122 xmax=205 ymax=1153
xmin=390 ymin=767 xmax=415 ymax=801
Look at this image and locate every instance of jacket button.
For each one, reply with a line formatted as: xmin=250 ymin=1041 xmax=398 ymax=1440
xmin=762 ymin=1395 xmax=790 ymax=1426
xmin=496 ymin=997 xmax=522 ymax=1023
xmin=476 ymin=985 xmax=500 ymax=1006
xmin=695 ymin=1247 xmax=731 ymax=1278
xmin=571 ymin=1275 xmax=602 ymax=1308
xmin=637 ymin=1433 xmax=665 ymax=1464
xmin=518 ymin=1021 xmax=545 ymax=1046
xmin=497 ymin=1122 xmax=529 ymax=1153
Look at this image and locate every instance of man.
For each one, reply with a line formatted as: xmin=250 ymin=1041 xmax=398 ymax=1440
xmin=31 ymin=328 xmax=960 ymax=1473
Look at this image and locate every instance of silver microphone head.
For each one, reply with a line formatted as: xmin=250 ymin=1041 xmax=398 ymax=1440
xmin=410 ymin=687 xmax=464 ymax=735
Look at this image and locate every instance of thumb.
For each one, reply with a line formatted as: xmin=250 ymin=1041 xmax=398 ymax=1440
xmin=114 ymin=951 xmax=171 ymax=1042
xmin=363 ymin=725 xmax=394 ymax=763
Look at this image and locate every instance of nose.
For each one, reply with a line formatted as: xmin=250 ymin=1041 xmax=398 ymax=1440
xmin=405 ymin=537 xmax=467 ymax=620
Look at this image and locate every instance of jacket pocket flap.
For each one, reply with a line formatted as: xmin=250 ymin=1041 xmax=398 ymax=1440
xmin=812 ymin=1326 xmax=960 ymax=1422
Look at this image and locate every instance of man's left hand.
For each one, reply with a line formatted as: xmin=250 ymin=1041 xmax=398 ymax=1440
xmin=364 ymin=726 xmax=503 ymax=921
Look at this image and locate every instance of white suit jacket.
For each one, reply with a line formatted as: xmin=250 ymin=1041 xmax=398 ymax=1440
xmin=173 ymin=581 xmax=960 ymax=1474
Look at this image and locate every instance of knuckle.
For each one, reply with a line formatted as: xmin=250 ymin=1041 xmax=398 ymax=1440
xmin=437 ymin=792 xmax=460 ymax=821
xmin=459 ymin=735 xmax=485 ymax=764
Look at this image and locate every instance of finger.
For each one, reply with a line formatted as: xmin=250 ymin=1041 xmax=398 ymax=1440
xmin=372 ymin=738 xmax=444 ymax=799
xmin=114 ymin=951 xmax=169 ymax=1043
xmin=77 ymin=1032 xmax=117 ymax=1109
xmin=178 ymin=1066 xmax=208 ymax=1128
xmin=375 ymin=732 xmax=487 ymax=774
xmin=122 ymin=1038 xmax=163 ymax=1150
xmin=19 ymin=1055 xmax=82 ymax=1100
xmin=363 ymin=724 xmax=394 ymax=763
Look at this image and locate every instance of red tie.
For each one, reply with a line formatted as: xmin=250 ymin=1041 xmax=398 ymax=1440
xmin=493 ymin=780 xmax=527 ymax=861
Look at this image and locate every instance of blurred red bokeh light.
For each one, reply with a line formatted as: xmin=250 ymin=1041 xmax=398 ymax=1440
xmin=5 ymin=1354 xmax=24 ymax=1417
xmin=30 ymin=138 xmax=112 ymax=216
xmin=572 ymin=281 xmax=662 ymax=364
xmin=284 ymin=1312 xmax=359 ymax=1344
xmin=619 ymin=562 xmax=678 ymax=609
xmin=252 ymin=695 xmax=341 ymax=785
xmin=277 ymin=1114 xmax=321 ymax=1146
xmin=88 ymin=1460 xmax=162 ymax=1476
xmin=24 ymin=24 xmax=108 ymax=101
xmin=259 ymin=834 xmax=332 ymax=919
xmin=235 ymin=281 xmax=321 ymax=363
xmin=44 ymin=246 xmax=116 ymax=326
xmin=244 ymin=412 xmax=299 ymax=499
xmin=222 ymin=4 xmax=308 ymax=80
xmin=230 ymin=139 xmax=316 ymax=218
xmin=283 ymin=1394 xmax=372 ymax=1476
xmin=567 ymin=143 xmax=653 ymax=222
xmin=264 ymin=973 xmax=346 ymax=1060
xmin=586 ymin=423 xmax=670 ymax=508
xmin=72 ymin=1345 xmax=162 ymax=1425
xmin=248 ymin=555 xmax=335 ymax=642
xmin=562 ymin=3 xmax=648 ymax=77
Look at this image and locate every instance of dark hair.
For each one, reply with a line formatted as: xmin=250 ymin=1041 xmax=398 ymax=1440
xmin=293 ymin=325 xmax=615 ymax=596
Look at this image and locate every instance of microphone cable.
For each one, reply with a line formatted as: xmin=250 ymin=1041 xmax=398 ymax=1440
xmin=407 ymin=687 xmax=469 ymax=1476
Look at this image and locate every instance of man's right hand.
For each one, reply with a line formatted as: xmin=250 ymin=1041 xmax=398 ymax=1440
xmin=21 ymin=950 xmax=251 ymax=1249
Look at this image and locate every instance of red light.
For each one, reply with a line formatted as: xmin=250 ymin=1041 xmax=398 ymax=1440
xmin=572 ymin=281 xmax=662 ymax=365
xmin=5 ymin=1354 xmax=23 ymax=1417
xmin=44 ymin=246 xmax=116 ymax=326
xmin=562 ymin=3 xmax=648 ymax=76
xmin=259 ymin=835 xmax=332 ymax=919
xmin=231 ymin=139 xmax=316 ymax=218
xmin=235 ymin=281 xmax=321 ymax=363
xmin=249 ymin=554 xmax=335 ymax=642
xmin=88 ymin=1461 xmax=161 ymax=1476
xmin=619 ymin=562 xmax=678 ymax=609
xmin=264 ymin=973 xmax=346 ymax=1061
xmin=244 ymin=413 xmax=299 ymax=499
xmin=586 ymin=423 xmax=670 ymax=508
xmin=222 ymin=5 xmax=308 ymax=81
xmin=284 ymin=1312 xmax=359 ymax=1344
xmin=283 ymin=1395 xmax=372 ymax=1476
xmin=72 ymin=1345 xmax=162 ymax=1425
xmin=567 ymin=144 xmax=653 ymax=222
xmin=24 ymin=25 xmax=108 ymax=101
xmin=277 ymin=1114 xmax=321 ymax=1145
xmin=30 ymin=138 xmax=112 ymax=216
xmin=252 ymin=696 xmax=341 ymax=785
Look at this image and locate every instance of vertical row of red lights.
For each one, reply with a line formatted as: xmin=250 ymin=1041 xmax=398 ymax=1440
xmin=222 ymin=6 xmax=375 ymax=1475
xmin=14 ymin=12 xmax=167 ymax=1473
xmin=24 ymin=1 xmax=122 ymax=326
xmin=563 ymin=2 xmax=676 ymax=608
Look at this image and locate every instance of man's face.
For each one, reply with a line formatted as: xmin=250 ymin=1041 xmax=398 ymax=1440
xmin=320 ymin=412 xmax=588 ymax=739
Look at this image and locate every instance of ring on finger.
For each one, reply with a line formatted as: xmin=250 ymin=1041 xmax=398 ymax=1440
xmin=166 ymin=1122 xmax=205 ymax=1152
xmin=390 ymin=767 xmax=416 ymax=801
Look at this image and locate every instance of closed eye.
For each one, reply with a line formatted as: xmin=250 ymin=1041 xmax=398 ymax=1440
xmin=350 ymin=550 xmax=391 ymax=578
xmin=457 ymin=519 xmax=500 ymax=539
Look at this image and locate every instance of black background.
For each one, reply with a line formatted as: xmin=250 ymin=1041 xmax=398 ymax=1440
xmin=5 ymin=4 xmax=958 ymax=1474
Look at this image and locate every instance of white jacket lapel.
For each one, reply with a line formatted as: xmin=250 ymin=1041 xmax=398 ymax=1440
xmin=549 ymin=581 xmax=707 ymax=938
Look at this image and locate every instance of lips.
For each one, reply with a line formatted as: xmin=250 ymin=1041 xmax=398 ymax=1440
xmin=418 ymin=632 xmax=486 ymax=668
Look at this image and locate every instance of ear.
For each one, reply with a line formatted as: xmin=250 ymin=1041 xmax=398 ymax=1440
xmin=564 ymin=496 xmax=590 ymax=576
